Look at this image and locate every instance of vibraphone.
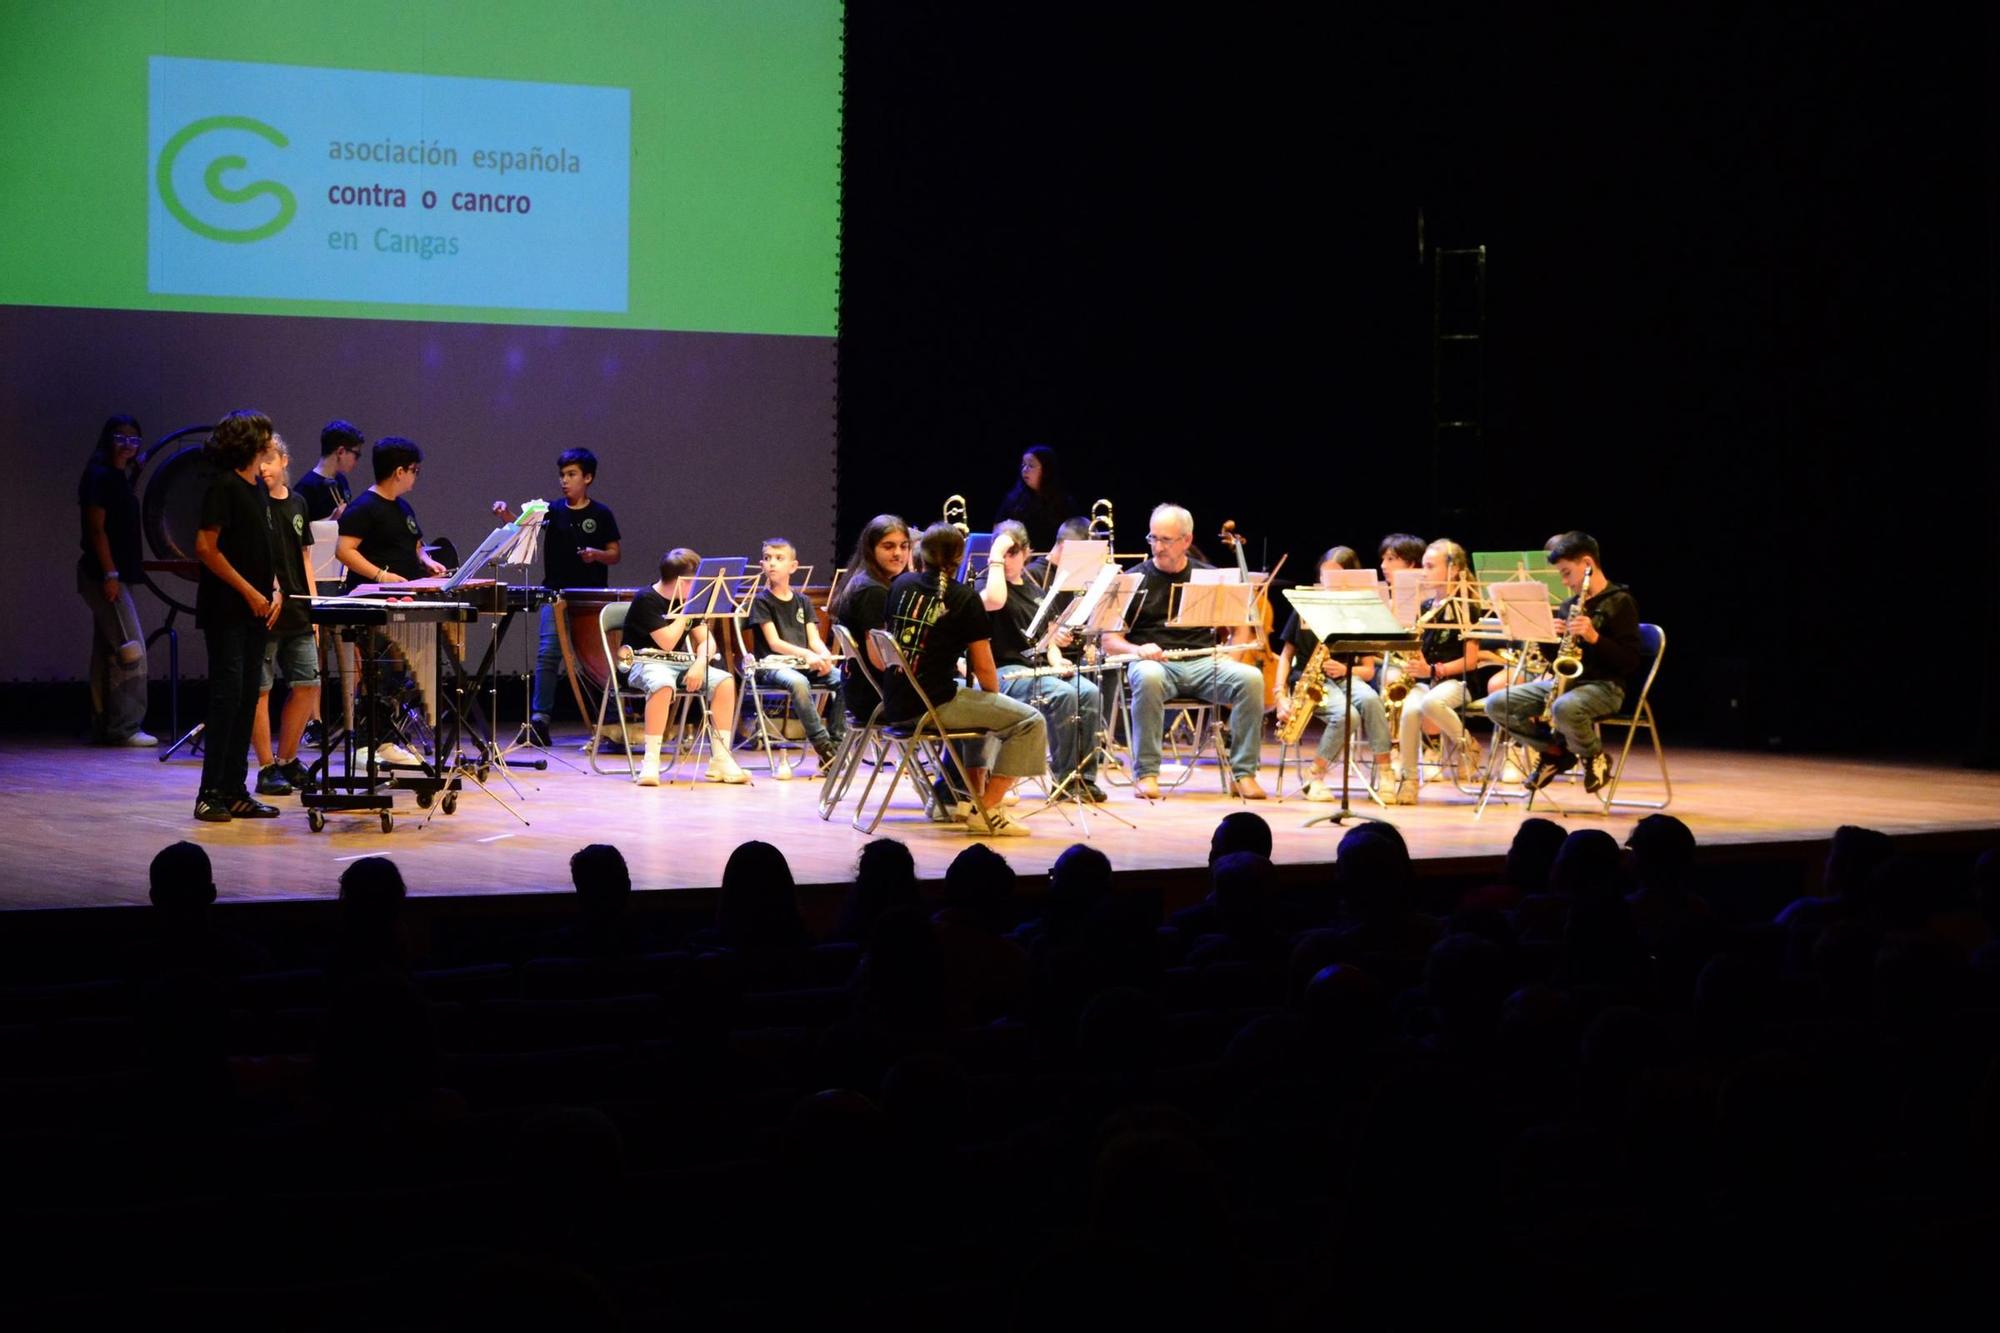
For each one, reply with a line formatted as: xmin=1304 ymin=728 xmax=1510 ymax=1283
xmin=304 ymin=597 xmax=478 ymax=832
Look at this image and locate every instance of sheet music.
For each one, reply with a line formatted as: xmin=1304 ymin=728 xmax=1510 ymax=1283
xmin=1487 ymin=579 xmax=1559 ymax=643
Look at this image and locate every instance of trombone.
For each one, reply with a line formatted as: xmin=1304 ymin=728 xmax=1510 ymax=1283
xmin=941 ymin=493 xmax=969 ymax=535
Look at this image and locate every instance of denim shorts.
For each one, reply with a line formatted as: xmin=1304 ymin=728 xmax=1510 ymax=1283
xmin=260 ymin=630 xmax=321 ymax=691
xmin=631 ymin=656 xmax=720 ymax=701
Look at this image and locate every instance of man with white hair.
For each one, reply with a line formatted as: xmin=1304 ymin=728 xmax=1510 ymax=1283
xmin=1101 ymin=503 xmax=1268 ymax=800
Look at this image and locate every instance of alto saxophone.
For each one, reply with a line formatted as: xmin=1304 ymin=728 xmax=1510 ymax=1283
xmin=1539 ymin=565 xmax=1590 ymax=722
xmin=1277 ymin=642 xmax=1330 ymax=745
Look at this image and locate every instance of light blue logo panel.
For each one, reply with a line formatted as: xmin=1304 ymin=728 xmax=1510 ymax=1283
xmin=148 ymin=56 xmax=629 ymax=313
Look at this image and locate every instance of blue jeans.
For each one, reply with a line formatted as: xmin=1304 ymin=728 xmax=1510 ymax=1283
xmin=753 ymin=664 xmax=846 ymax=744
xmin=1484 ymin=677 xmax=1624 ymax=759
xmin=1306 ymin=676 xmax=1390 ymax=764
xmin=531 ymin=604 xmax=565 ymax=721
xmin=200 ymin=619 xmax=267 ymax=797
xmin=1126 ymin=655 xmax=1265 ymax=780
xmin=999 ymin=666 xmax=1104 ymax=780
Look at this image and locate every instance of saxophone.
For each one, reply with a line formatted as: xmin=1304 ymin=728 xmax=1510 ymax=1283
xmin=1539 ymin=565 xmax=1589 ymax=722
xmin=1277 ymin=642 xmax=1330 ymax=745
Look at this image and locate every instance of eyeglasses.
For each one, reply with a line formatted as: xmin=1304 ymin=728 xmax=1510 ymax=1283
xmin=110 ymin=433 xmax=141 ymax=445
xmin=1144 ymin=532 xmax=1184 ymax=546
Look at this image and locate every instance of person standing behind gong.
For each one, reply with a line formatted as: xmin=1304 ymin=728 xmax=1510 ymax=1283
xmin=76 ymin=414 xmax=154 ymax=746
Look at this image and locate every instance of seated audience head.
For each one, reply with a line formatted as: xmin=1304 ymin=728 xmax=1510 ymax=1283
xmin=1337 ymin=823 xmax=1412 ymax=918
xmin=339 ymin=856 xmax=407 ymax=917
xmin=717 ymin=839 xmax=807 ymax=950
xmin=1048 ymin=842 xmax=1114 ymax=920
xmin=941 ymin=841 xmax=1016 ymax=931
xmin=569 ymin=843 xmax=631 ymax=920
xmin=1550 ymin=828 xmax=1624 ymax=901
xmin=1209 ymin=810 xmax=1273 ymax=864
xmin=1210 ymin=851 xmax=1276 ymax=935
xmin=1507 ymin=817 xmax=1568 ymax=894
xmin=1823 ymin=824 xmax=1894 ymax=902
xmin=149 ymin=841 xmax=216 ymax=919
xmin=839 ymin=837 xmax=919 ymax=941
xmin=1625 ymin=813 xmax=1697 ymax=890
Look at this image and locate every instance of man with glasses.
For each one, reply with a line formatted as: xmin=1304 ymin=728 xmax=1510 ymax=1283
xmin=1101 ymin=503 xmax=1268 ymax=800
xmin=296 ymin=419 xmax=364 ymax=522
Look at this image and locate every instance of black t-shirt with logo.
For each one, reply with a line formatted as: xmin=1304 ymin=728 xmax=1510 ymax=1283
xmin=267 ymin=490 xmax=314 ymax=634
xmin=195 ymin=472 xmax=275 ymax=630
xmin=294 ymin=469 xmax=352 ymax=523
xmin=624 ymin=587 xmax=693 ymax=657
xmin=989 ymin=577 xmax=1050 ymax=669
xmin=882 ymin=570 xmax=990 ymax=720
xmin=836 ymin=575 xmax=891 ymax=719
xmin=337 ymin=490 xmax=426 ymax=589
xmin=77 ymin=461 xmax=144 ymax=580
xmin=541 ymin=500 xmax=621 ymax=590
xmin=747 ymin=587 xmax=817 ymax=655
xmin=1124 ymin=557 xmax=1220 ymax=652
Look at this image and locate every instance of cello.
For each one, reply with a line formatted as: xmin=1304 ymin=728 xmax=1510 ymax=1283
xmin=1217 ymin=520 xmax=1281 ymax=712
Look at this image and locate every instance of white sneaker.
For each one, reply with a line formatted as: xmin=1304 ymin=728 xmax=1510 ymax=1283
xmin=1302 ymin=779 xmax=1335 ymax=803
xmin=772 ymin=755 xmax=795 ymax=781
xmin=704 ymin=751 xmax=750 ymax=784
xmin=965 ymin=805 xmax=1032 ymax=837
xmin=377 ymin=741 xmax=425 ymax=767
xmin=636 ymin=760 xmax=661 ymax=787
xmin=115 ymin=730 xmax=159 ymax=747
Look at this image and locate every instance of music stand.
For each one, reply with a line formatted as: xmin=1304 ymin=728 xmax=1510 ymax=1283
xmin=1019 ymin=568 xmax=1141 ymax=832
xmin=1165 ymin=578 xmax=1263 ymax=796
xmin=1284 ymin=588 xmax=1419 ymax=828
xmin=657 ymin=571 xmax=761 ymax=784
xmin=1472 ymin=580 xmax=1563 ymax=819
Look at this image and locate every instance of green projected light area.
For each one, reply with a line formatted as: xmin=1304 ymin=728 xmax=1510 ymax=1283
xmin=0 ymin=0 xmax=841 ymax=336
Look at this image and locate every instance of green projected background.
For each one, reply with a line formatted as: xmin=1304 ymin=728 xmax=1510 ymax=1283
xmin=0 ymin=0 xmax=842 ymax=335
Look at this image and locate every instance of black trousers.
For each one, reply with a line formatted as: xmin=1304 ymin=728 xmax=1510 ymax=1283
xmin=200 ymin=620 xmax=268 ymax=797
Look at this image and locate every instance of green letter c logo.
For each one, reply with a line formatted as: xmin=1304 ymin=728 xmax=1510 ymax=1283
xmin=157 ymin=115 xmax=296 ymax=243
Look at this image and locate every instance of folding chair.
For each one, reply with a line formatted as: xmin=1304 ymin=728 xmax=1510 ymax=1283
xmin=817 ymin=623 xmax=892 ymax=820
xmin=1596 ymin=622 xmax=1672 ymax=809
xmin=733 ymin=606 xmax=838 ymax=777
xmin=847 ymin=628 xmax=996 ymax=833
xmin=589 ymin=602 xmax=704 ymax=781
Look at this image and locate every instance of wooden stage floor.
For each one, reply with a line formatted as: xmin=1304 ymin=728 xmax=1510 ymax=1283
xmin=1 ymin=735 xmax=1995 ymax=912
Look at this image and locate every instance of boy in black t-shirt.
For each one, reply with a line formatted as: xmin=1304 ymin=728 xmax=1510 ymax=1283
xmin=746 ymin=537 xmax=844 ymax=767
xmin=295 ymin=419 xmax=362 ymax=522
xmin=493 ymin=448 xmax=622 ymax=744
xmin=878 ymin=523 xmax=1045 ymax=836
xmin=335 ymin=436 xmax=445 ymax=588
xmin=1483 ymin=531 xmax=1644 ymax=795
xmin=250 ymin=437 xmax=322 ymax=796
xmin=623 ymin=548 xmax=748 ymax=787
xmin=334 ymin=437 xmax=443 ymax=768
xmin=192 ymin=411 xmax=283 ymax=822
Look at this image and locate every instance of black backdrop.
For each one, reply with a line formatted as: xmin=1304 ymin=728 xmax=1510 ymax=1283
xmin=837 ymin=4 xmax=1999 ymax=764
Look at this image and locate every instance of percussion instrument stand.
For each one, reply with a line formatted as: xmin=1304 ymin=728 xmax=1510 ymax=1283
xmin=434 ymin=600 xmax=532 ymax=826
xmin=492 ymin=586 xmax=584 ymax=775
xmin=1301 ymin=652 xmax=1385 ymax=828
xmin=1020 ymin=635 xmax=1135 ymax=835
